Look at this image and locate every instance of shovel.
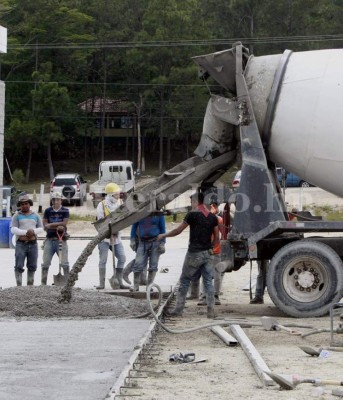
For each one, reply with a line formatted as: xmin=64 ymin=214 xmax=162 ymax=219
xmin=108 ymin=241 xmax=120 ymax=290
xmin=264 ymin=370 xmax=343 ymax=390
xmin=260 ymin=316 xmax=302 ymax=336
xmin=299 ymin=345 xmax=343 ymax=357
xmin=53 ymin=228 xmax=67 ymax=286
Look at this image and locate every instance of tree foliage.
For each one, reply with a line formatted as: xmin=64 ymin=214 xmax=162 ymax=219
xmin=0 ymin=0 xmax=342 ymax=180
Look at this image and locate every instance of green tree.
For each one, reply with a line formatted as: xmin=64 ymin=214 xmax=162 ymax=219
xmin=31 ymin=63 xmax=72 ymax=180
xmin=125 ymin=0 xmax=213 ymax=172
xmin=6 ymin=113 xmax=39 ymax=183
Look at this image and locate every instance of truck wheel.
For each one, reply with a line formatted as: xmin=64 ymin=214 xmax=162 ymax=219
xmin=78 ymin=196 xmax=84 ymax=206
xmin=267 ymin=240 xmax=343 ymax=317
xmin=300 ymin=180 xmax=310 ymax=187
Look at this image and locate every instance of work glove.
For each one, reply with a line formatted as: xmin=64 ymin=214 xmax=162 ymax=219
xmin=158 ymin=242 xmax=165 ymax=254
xmin=130 ymin=239 xmax=137 ymax=252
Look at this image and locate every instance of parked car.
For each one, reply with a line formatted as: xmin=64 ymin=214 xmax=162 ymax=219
xmin=232 ymin=168 xmax=313 ymax=189
xmin=0 ymin=185 xmax=18 ymax=216
xmin=276 ymin=167 xmax=313 ymax=188
xmin=50 ymin=173 xmax=87 ymax=206
xmin=232 ymin=170 xmax=241 ymax=188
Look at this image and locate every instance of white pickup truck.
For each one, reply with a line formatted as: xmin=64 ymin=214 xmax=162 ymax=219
xmin=89 ymin=160 xmax=135 ymax=207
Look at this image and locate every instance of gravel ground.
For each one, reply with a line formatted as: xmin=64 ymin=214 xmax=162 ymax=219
xmin=0 ymin=286 xmax=150 ymax=319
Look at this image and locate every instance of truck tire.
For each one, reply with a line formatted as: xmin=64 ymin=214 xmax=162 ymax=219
xmin=267 ymin=240 xmax=343 ymax=318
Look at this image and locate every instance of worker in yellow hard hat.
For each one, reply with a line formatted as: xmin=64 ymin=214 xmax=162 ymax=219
xmin=95 ymin=182 xmax=128 ymax=290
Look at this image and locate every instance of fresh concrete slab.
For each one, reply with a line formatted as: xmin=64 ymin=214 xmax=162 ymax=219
xmin=0 ymin=319 xmax=150 ymax=400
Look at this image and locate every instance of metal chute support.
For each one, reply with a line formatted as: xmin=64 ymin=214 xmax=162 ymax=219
xmin=94 ymin=152 xmax=236 ymax=237
xmin=193 ymin=43 xmax=287 ymax=239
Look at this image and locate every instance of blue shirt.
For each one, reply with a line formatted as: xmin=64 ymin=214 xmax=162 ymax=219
xmin=43 ymin=206 xmax=69 ymax=238
xmin=130 ymin=215 xmax=166 ymax=243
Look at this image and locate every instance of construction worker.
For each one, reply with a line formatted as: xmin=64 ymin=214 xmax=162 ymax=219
xmin=10 ymin=194 xmax=44 ymax=286
xmin=41 ymin=192 xmax=70 ymax=285
xmin=197 ymin=201 xmax=224 ymax=305
xmin=129 ymin=213 xmax=166 ymax=292
xmin=157 ymin=192 xmax=219 ymax=319
xmin=122 ymin=259 xmax=135 ymax=285
xmin=250 ymin=260 xmax=269 ymax=304
xmin=96 ymin=183 xmax=127 ymax=289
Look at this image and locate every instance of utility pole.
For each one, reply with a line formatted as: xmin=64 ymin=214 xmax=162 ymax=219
xmin=101 ymin=50 xmax=107 ymax=162
xmin=0 ymin=26 xmax=7 ymax=189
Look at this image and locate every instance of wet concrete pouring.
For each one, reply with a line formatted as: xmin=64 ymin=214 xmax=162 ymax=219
xmin=0 ymin=286 xmax=150 ymax=319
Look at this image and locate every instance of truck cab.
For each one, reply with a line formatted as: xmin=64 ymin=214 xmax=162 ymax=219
xmin=89 ymin=160 xmax=135 ymax=207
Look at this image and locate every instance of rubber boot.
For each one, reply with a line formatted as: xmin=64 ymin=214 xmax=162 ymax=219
xmin=123 ymin=260 xmax=134 ymax=285
xmin=96 ymin=268 xmax=106 ymax=289
xmin=41 ymin=268 xmax=49 ymax=285
xmin=116 ymin=269 xmax=130 ymax=289
xmin=206 ymin=293 xmax=216 ymax=319
xmin=27 ymin=270 xmax=35 ymax=286
xmin=15 ymin=270 xmax=22 ymax=287
xmin=147 ymin=270 xmax=157 ymax=285
xmin=197 ymin=296 xmax=207 ymax=306
xmin=147 ymin=270 xmax=157 ymax=291
xmin=187 ymin=280 xmax=200 ymax=299
xmin=130 ymin=272 xmax=141 ymax=292
xmin=63 ymin=267 xmax=69 ymax=280
xmin=166 ymin=287 xmax=188 ymax=317
xmin=140 ymin=265 xmax=148 ymax=285
xmin=197 ymin=280 xmax=206 ymax=305
xmin=214 ymin=271 xmax=222 ymax=305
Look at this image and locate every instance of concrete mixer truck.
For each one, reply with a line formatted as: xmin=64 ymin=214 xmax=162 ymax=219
xmin=93 ymin=42 xmax=343 ymax=318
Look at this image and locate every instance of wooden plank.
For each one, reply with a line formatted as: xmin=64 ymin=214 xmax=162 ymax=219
xmin=230 ymin=324 xmax=275 ymax=386
xmin=210 ymin=325 xmax=238 ymax=347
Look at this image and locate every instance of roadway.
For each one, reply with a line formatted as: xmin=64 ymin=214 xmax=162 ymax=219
xmin=0 ymin=185 xmax=341 ymax=399
xmin=0 ymin=231 xmax=188 ymax=400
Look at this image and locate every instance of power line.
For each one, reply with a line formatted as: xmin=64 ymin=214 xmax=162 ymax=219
xmin=7 ymin=34 xmax=343 ymax=50
xmin=4 ymin=80 xmax=219 ymax=88
xmin=5 ymin=113 xmax=205 ymax=120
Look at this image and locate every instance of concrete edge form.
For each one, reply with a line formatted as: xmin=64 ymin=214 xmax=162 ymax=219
xmin=230 ymin=324 xmax=275 ymax=387
xmin=106 ymin=289 xmax=174 ymax=399
xmin=210 ymin=325 xmax=238 ymax=346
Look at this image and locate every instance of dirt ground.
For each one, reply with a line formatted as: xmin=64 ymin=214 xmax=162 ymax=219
xmin=30 ymin=214 xmax=343 ymax=399
xmin=133 ymin=266 xmax=343 ymax=400
xmin=9 ymin=189 xmax=343 ymax=399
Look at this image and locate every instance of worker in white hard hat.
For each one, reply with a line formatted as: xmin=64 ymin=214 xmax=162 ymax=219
xmin=41 ymin=192 xmax=70 ymax=285
xmin=95 ymin=182 xmax=128 ymax=290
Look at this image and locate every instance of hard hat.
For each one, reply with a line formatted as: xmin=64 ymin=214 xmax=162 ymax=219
xmin=105 ymin=183 xmax=120 ymax=194
xmin=51 ymin=192 xmax=62 ymax=199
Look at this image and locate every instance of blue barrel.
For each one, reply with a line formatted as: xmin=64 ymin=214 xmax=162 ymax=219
xmin=0 ymin=217 xmax=12 ymax=248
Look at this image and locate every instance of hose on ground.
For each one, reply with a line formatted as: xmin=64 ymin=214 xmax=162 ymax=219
xmin=146 ymin=282 xmax=232 ymax=334
xmin=130 ymin=287 xmax=163 ymax=319
xmin=301 ymin=328 xmax=331 ymax=338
